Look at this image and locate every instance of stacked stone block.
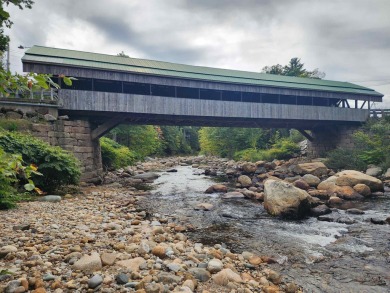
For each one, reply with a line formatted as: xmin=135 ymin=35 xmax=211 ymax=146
xmin=31 ymin=119 xmax=103 ymax=183
xmin=307 ymin=125 xmax=359 ymax=158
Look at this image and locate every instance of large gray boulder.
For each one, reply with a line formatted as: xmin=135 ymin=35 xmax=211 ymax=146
xmin=133 ymin=172 xmax=160 ymax=181
xmin=292 ymin=162 xmax=328 ymax=177
xmin=264 ymin=180 xmax=312 ymax=219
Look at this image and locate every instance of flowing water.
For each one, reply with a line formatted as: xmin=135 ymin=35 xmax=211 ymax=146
xmin=138 ymin=166 xmax=390 ymax=292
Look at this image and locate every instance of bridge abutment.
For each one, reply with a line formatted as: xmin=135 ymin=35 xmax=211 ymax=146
xmin=307 ymin=125 xmax=359 ymax=157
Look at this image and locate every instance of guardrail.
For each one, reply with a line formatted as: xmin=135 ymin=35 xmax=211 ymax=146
xmin=370 ymin=109 xmax=390 ymax=117
xmin=0 ymin=88 xmax=58 ymax=101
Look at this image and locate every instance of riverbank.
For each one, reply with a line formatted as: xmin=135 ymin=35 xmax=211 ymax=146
xmin=1 ymin=155 xmax=389 ymax=292
xmin=0 ymin=163 xmax=299 ymax=292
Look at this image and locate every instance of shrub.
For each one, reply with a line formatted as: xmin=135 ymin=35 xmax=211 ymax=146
xmin=100 ymin=137 xmax=137 ymax=169
xmin=234 ymin=139 xmax=300 ymax=162
xmin=0 ymin=119 xmax=32 ymax=132
xmin=0 ymin=130 xmax=80 ymax=192
xmin=0 ymin=148 xmax=41 ymax=209
xmin=325 ymin=148 xmax=366 ymax=171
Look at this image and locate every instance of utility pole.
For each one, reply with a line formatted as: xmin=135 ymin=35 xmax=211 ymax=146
xmin=6 ymin=43 xmax=10 ymax=72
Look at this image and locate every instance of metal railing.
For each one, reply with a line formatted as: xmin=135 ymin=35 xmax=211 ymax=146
xmin=370 ymin=109 xmax=390 ymax=118
xmin=0 ymin=88 xmax=58 ymax=102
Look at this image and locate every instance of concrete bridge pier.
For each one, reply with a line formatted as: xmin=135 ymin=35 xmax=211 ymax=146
xmin=307 ymin=125 xmax=359 ymax=158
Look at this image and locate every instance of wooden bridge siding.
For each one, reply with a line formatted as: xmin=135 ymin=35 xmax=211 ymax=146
xmin=23 ymin=63 xmax=379 ymax=102
xmin=60 ymin=90 xmax=369 ymax=122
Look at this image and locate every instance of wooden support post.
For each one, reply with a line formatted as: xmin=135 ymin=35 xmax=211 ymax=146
xmin=345 ymin=100 xmax=350 ymax=108
xmin=91 ymin=116 xmax=126 ymax=140
xmin=360 ymin=100 xmax=367 ymax=109
xmin=355 ymin=100 xmax=358 ymax=109
xmin=297 ymin=129 xmax=314 ymax=142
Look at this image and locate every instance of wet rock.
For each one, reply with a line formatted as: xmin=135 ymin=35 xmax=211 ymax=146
xmin=12 ymin=224 xmax=30 ymax=231
xmin=73 ymin=252 xmax=102 ymax=273
xmin=346 ymin=208 xmax=365 ymax=215
xmin=264 ymin=179 xmax=311 ymax=219
xmin=310 ymin=204 xmax=331 ymax=216
xmin=237 ymin=175 xmax=252 ymax=187
xmin=222 ymin=192 xmax=245 ymax=199
xmin=212 ymin=268 xmax=243 ymax=286
xmin=353 ymin=184 xmax=371 ymax=197
xmin=293 ymin=162 xmax=328 ymax=177
xmin=40 ymin=195 xmax=62 ymax=202
xmin=189 ymin=268 xmax=211 ymax=282
xmin=370 ymin=218 xmax=386 ymax=225
xmin=88 ymin=274 xmax=103 ymax=289
xmin=293 ymin=179 xmax=311 ymax=190
xmin=133 ymin=172 xmax=160 ymax=181
xmin=302 ymin=174 xmax=321 ymax=187
xmin=383 ymin=168 xmax=390 ymax=179
xmin=205 ymin=184 xmax=227 ymax=194
xmin=337 ymin=217 xmax=356 ymax=224
xmin=166 ymin=168 xmax=178 ymax=172
xmin=116 ymin=273 xmax=129 ymax=284
xmin=334 ymin=170 xmax=384 ymax=191
xmin=194 ymin=203 xmax=214 ymax=211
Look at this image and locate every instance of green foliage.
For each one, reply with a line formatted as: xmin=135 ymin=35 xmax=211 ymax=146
xmin=262 ymin=57 xmax=325 ymax=79
xmin=0 ymin=130 xmax=80 ymax=192
xmin=0 ymin=147 xmax=40 ymax=209
xmin=199 ymin=127 xmax=272 ymax=158
xmin=234 ymin=138 xmax=300 ymax=162
xmin=159 ymin=126 xmax=199 ymax=156
xmin=110 ymin=125 xmax=161 ymax=158
xmin=326 ymin=117 xmax=390 ymax=170
xmin=0 ymin=118 xmax=31 ymax=131
xmin=100 ymin=137 xmax=137 ymax=169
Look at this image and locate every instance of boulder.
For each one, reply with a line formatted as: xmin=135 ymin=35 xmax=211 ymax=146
xmin=264 ymin=180 xmax=312 ymax=219
xmin=133 ymin=172 xmax=160 ymax=181
xmin=310 ymin=204 xmax=331 ymax=216
xmin=242 ymin=163 xmax=257 ymax=173
xmin=365 ymin=166 xmax=382 ymax=177
xmin=194 ymin=203 xmax=214 ymax=211
xmin=41 ymin=195 xmax=62 ymax=202
xmin=334 ymin=186 xmax=364 ymax=200
xmin=207 ymin=259 xmax=223 ymax=273
xmin=384 ymin=168 xmax=390 ymax=180
xmin=334 ymin=170 xmax=384 ymax=192
xmin=205 ymin=184 xmax=227 ymax=194
xmin=353 ymin=184 xmax=371 ymax=197
xmin=302 ymin=174 xmax=321 ymax=187
xmin=237 ymin=175 xmax=252 ymax=187
xmin=73 ymin=252 xmax=102 ymax=273
xmin=293 ymin=162 xmax=328 ymax=177
xmin=317 ymin=176 xmax=338 ymax=191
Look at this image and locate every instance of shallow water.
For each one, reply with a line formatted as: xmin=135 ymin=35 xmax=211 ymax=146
xmin=139 ymin=166 xmax=390 ymax=292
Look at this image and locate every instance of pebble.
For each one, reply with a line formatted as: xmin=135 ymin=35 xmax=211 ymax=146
xmin=88 ymin=274 xmax=103 ymax=289
xmin=115 ymin=273 xmax=129 ymax=285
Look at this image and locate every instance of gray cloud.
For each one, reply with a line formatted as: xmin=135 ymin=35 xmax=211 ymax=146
xmin=5 ymin=0 xmax=390 ymax=106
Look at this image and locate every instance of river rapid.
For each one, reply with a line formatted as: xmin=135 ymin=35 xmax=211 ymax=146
xmin=138 ymin=165 xmax=390 ymax=293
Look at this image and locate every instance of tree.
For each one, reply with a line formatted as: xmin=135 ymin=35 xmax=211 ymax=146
xmin=0 ymin=0 xmax=34 ymax=53
xmin=262 ymin=57 xmax=325 ymax=79
xmin=117 ymin=51 xmax=129 ymax=58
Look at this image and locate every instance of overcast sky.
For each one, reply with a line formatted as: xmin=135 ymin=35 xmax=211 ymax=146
xmin=5 ymin=0 xmax=390 ymax=107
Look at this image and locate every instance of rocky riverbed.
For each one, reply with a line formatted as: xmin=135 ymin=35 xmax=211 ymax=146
xmin=1 ymin=156 xmax=389 ymax=293
xmin=0 ymin=162 xmax=299 ymax=293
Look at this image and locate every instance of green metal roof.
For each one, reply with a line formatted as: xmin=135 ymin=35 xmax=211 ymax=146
xmin=22 ymin=46 xmax=383 ymax=99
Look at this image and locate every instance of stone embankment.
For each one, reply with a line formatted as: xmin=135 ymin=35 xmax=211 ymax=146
xmin=0 ymin=157 xmax=301 ymax=293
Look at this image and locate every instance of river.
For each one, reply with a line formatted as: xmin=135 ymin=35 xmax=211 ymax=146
xmin=138 ymin=165 xmax=390 ymax=292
